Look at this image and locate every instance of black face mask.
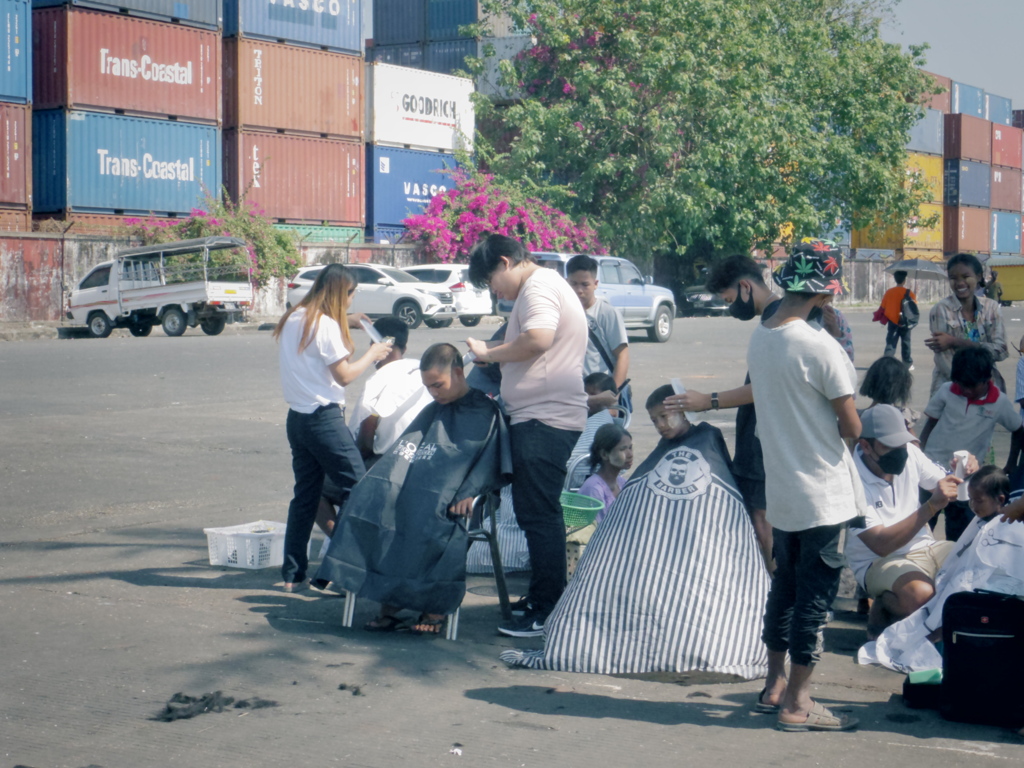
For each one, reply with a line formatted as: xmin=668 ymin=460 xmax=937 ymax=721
xmin=807 ymin=305 xmax=824 ymax=324
xmin=875 ymin=445 xmax=909 ymax=476
xmin=729 ymin=284 xmax=757 ymax=321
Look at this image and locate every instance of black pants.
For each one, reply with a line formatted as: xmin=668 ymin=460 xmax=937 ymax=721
xmin=283 ymin=405 xmax=365 ymax=583
xmin=762 ymin=522 xmax=848 ymax=667
xmin=884 ymin=321 xmax=912 ymax=365
xmin=509 ymin=419 xmax=581 ymax=615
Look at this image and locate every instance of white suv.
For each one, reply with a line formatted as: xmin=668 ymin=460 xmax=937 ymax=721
xmin=285 ymin=263 xmax=457 ymax=329
xmin=402 ymin=264 xmax=492 ymax=328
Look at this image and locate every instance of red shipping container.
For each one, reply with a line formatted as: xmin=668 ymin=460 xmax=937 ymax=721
xmin=944 ymin=206 xmax=990 ymax=253
xmin=0 ymin=103 xmax=31 ymax=208
xmin=0 ymin=208 xmax=31 ymax=232
xmin=945 ymin=113 xmax=992 ymax=163
xmin=223 ymin=131 xmax=364 ymax=226
xmin=223 ymin=39 xmax=362 ymax=139
xmin=921 ymin=70 xmax=951 ymax=113
xmin=992 ymin=167 xmax=1022 ymax=212
xmin=992 ymin=124 xmax=1023 ymax=169
xmin=33 ymin=7 xmax=220 ymax=124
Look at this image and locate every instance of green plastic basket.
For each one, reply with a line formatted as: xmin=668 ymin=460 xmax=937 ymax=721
xmin=560 ymin=491 xmax=604 ymax=530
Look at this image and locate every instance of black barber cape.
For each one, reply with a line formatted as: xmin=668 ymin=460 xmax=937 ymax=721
xmin=316 ymin=388 xmax=512 ymax=615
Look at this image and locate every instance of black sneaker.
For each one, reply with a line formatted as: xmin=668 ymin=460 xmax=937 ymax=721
xmin=498 ymin=610 xmax=547 ymax=638
xmin=509 ymin=597 xmax=531 ymax=616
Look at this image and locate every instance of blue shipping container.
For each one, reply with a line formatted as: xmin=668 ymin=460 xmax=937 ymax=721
xmin=986 ymin=93 xmax=1013 ymax=126
xmin=906 ymin=108 xmax=944 ymax=156
xmin=424 ymin=38 xmax=474 ymax=75
xmin=944 ymin=159 xmax=991 ymax=208
xmin=367 ymin=43 xmax=424 ymax=69
xmin=373 ymin=0 xmax=424 ymax=45
xmin=952 ymin=81 xmax=985 ymax=118
xmin=33 ymin=110 xmax=220 ymax=214
xmin=366 ymin=144 xmax=457 ymax=227
xmin=223 ymin=0 xmax=361 ymax=53
xmin=992 ymin=211 xmax=1022 ymax=254
xmin=369 ymin=224 xmax=407 ymax=244
xmin=1 ymin=0 xmax=30 ymax=103
xmin=31 ymin=0 xmax=220 ymax=29
xmin=427 ymin=0 xmax=475 ymax=41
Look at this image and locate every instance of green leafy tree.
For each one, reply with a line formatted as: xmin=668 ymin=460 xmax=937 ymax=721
xmin=471 ymin=0 xmax=935 ymax=260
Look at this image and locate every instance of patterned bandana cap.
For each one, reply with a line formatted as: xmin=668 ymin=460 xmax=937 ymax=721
xmin=773 ymin=238 xmax=844 ymax=295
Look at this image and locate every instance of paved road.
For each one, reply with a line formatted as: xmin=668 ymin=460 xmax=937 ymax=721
xmin=1 ymin=311 xmax=1022 ymax=767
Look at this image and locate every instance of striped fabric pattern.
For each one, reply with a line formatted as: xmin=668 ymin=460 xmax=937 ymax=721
xmin=502 ymin=439 xmax=769 ymax=679
xmin=466 ymin=485 xmax=531 ymax=573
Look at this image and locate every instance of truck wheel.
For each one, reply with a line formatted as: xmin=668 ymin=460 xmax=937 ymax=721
xmin=424 ymin=317 xmax=453 ymax=329
xmin=128 ymin=323 xmax=152 ymax=337
xmin=647 ymin=305 xmax=673 ymax=343
xmin=394 ymin=300 xmax=423 ymax=329
xmin=162 ymin=308 xmax=187 ymax=337
xmin=87 ymin=313 xmax=113 ymax=339
xmin=200 ymin=316 xmax=226 ymax=336
xmin=459 ymin=315 xmax=482 ymax=327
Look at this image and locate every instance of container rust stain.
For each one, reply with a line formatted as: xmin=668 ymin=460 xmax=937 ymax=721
xmin=223 ymin=132 xmax=364 ymax=226
xmin=223 ymin=39 xmax=362 ymax=139
xmin=0 ymin=236 xmax=63 ymax=321
xmin=33 ymin=7 xmax=221 ymax=124
xmin=0 ymin=103 xmax=31 ymax=207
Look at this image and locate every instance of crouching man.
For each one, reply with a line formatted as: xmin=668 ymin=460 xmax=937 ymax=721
xmin=315 ymin=343 xmax=513 ymax=635
xmin=845 ymin=405 xmax=970 ymax=638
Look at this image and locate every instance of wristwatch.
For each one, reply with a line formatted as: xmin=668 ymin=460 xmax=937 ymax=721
xmin=711 ymin=392 xmax=720 ymax=410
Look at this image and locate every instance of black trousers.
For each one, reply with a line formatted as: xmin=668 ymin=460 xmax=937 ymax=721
xmin=884 ymin=321 xmax=913 ymax=365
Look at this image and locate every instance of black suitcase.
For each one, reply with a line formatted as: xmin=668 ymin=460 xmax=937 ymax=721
xmin=941 ymin=590 xmax=1024 ymax=727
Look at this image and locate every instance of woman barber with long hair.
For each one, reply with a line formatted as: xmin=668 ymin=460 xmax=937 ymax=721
xmin=273 ymin=264 xmax=392 ymax=591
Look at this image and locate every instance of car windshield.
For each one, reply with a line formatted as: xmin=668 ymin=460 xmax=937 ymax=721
xmin=378 ymin=266 xmax=420 ymax=283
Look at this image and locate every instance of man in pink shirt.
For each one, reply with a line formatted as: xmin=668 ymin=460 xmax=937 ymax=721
xmin=468 ymin=234 xmax=588 ymax=636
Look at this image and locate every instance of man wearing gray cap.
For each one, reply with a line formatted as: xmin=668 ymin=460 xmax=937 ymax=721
xmin=845 ymin=404 xmax=972 ymax=638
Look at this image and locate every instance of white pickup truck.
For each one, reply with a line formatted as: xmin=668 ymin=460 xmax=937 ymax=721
xmin=66 ymin=236 xmax=254 ymax=338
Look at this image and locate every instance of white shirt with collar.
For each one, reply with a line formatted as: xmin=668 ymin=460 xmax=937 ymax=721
xmin=846 ymin=442 xmax=948 ymax=588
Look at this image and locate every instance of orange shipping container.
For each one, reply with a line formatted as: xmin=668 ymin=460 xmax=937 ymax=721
xmin=223 ymin=39 xmax=363 ymax=139
xmin=0 ymin=103 xmax=31 ymax=208
xmin=945 ymin=113 xmax=991 ymax=163
xmin=0 ymin=208 xmax=31 ymax=232
xmin=223 ymin=131 xmax=364 ymax=226
xmin=944 ymin=206 xmax=990 ymax=253
xmin=32 ymin=7 xmax=220 ymax=124
xmin=921 ymin=70 xmax=951 ymax=113
xmin=992 ymin=167 xmax=1022 ymax=212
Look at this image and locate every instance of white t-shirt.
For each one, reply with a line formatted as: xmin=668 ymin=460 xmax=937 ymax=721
xmin=924 ymin=383 xmax=1021 ymax=470
xmin=747 ymin=319 xmax=862 ymax=531
xmin=278 ymin=308 xmax=351 ymax=413
xmin=348 ymin=358 xmax=432 ymax=455
xmin=501 ymin=267 xmax=588 ymax=431
xmin=846 ymin=443 xmax=947 ymax=587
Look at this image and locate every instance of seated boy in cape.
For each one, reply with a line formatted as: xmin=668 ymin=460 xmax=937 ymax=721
xmin=315 ymin=343 xmax=513 ymax=635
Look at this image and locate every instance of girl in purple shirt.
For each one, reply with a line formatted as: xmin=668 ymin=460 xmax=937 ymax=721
xmin=579 ymin=424 xmax=633 ymax=525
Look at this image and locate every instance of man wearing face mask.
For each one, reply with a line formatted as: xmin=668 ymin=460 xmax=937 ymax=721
xmin=844 ymin=405 xmax=966 ymax=639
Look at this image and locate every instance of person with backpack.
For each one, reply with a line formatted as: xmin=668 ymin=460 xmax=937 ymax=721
xmin=880 ymin=270 xmax=916 ymax=370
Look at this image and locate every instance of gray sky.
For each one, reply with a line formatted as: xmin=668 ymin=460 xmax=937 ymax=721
xmin=881 ymin=0 xmax=1023 ymax=108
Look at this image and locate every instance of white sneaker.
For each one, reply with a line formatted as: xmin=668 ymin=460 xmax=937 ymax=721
xmin=907 ymin=364 xmax=915 ymax=371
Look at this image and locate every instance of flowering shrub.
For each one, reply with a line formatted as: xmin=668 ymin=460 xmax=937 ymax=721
xmin=123 ymin=191 xmax=300 ymax=288
xmin=402 ymin=168 xmax=605 ymax=262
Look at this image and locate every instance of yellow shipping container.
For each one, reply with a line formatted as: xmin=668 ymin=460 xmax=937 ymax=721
xmin=986 ymin=256 xmax=1024 ymax=302
xmin=901 ymin=249 xmax=945 ymax=263
xmin=906 ymin=152 xmax=943 ymax=204
xmin=852 ymin=204 xmax=943 ymax=250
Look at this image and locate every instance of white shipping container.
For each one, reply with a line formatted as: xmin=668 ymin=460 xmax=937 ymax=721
xmin=477 ymin=36 xmax=532 ymax=102
xmin=365 ymin=62 xmax=475 ymax=152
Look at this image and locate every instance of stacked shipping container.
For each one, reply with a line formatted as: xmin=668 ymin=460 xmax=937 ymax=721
xmin=31 ymin=0 xmax=221 ymax=226
xmin=221 ymin=0 xmax=364 ymax=230
xmin=0 ymin=0 xmax=31 ymax=231
xmin=364 ymin=61 xmax=472 ymax=242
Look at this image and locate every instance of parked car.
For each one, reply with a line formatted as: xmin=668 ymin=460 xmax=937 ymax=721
xmin=496 ymin=252 xmax=676 ymax=342
xmin=402 ymin=264 xmax=492 ymax=328
xmin=66 ymin=236 xmax=253 ymax=338
xmin=285 ymin=263 xmax=456 ymax=329
xmin=679 ymin=284 xmax=728 ymax=317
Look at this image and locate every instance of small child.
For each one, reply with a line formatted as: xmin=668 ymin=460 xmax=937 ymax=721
xmin=579 ymin=423 xmax=633 ymax=526
xmin=647 ymin=384 xmax=692 ymax=441
xmin=584 ymin=371 xmax=619 ymax=417
xmin=966 ymin=466 xmax=1009 ymax=524
xmin=919 ymin=347 xmax=1023 ymax=541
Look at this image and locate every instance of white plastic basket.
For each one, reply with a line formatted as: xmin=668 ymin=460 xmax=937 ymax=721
xmin=203 ymin=520 xmax=304 ymax=570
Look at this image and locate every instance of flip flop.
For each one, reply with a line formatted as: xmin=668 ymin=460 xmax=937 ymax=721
xmin=364 ymin=615 xmax=405 ymax=633
xmin=776 ymin=701 xmax=859 ymax=732
xmin=410 ymin=615 xmax=446 ymax=636
xmin=753 ymin=687 xmax=781 ymax=714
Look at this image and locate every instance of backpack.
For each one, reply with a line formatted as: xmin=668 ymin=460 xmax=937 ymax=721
xmin=899 ymin=289 xmax=919 ymax=329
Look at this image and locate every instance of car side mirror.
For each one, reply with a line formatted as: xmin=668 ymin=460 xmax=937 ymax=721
xmin=645 ymin=275 xmax=654 ymax=285
xmin=377 ymin=277 xmax=393 ymax=286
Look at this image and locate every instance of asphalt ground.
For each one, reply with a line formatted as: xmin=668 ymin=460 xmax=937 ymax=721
xmin=1 ymin=308 xmax=1023 ymax=767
